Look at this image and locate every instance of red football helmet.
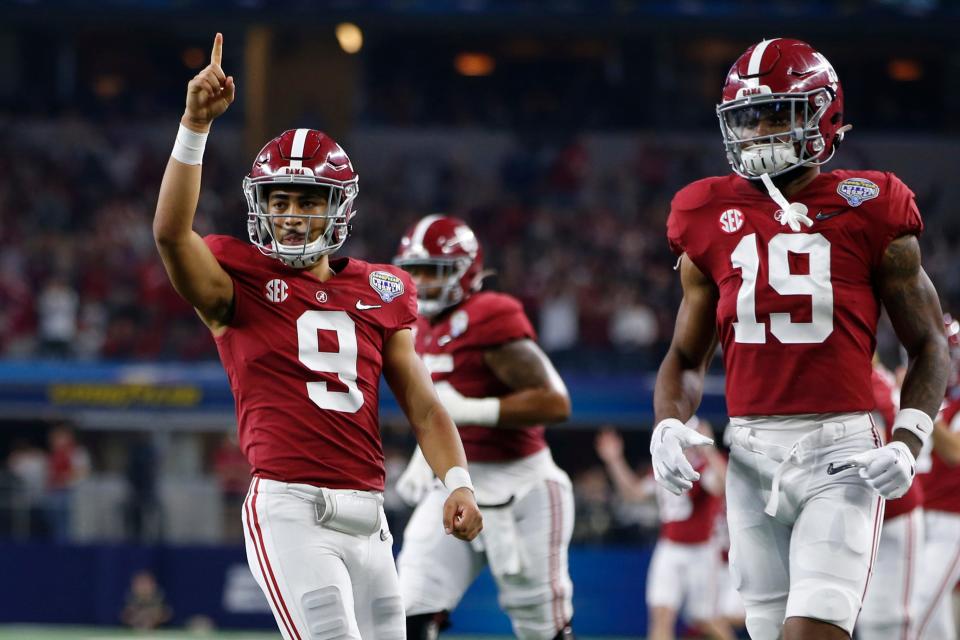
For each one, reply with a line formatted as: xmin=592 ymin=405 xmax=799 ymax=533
xmin=947 ymin=313 xmax=960 ymax=399
xmin=717 ymin=38 xmax=846 ymax=179
xmin=243 ymin=128 xmax=359 ymax=268
xmin=393 ymin=215 xmax=484 ymax=317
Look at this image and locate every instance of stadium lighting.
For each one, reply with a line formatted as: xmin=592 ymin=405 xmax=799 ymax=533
xmin=336 ymin=23 xmax=363 ymax=54
xmin=455 ymin=52 xmax=495 ymax=77
xmin=888 ymin=59 xmax=923 ymax=82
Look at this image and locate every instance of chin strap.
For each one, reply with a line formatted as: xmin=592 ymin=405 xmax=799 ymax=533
xmin=760 ymin=173 xmax=813 ymax=232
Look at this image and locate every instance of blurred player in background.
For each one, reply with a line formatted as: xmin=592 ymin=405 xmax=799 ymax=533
xmin=913 ymin=314 xmax=960 ymax=639
xmin=393 ymin=215 xmax=575 ymax=640
xmin=153 ymin=35 xmax=481 ymax=640
xmin=651 ymin=38 xmax=949 ymax=640
xmin=595 ymin=420 xmax=735 ymax=640
xmin=858 ymin=362 xmax=924 ymax=640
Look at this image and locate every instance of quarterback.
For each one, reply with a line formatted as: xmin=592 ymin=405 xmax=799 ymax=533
xmin=393 ymin=215 xmax=575 ymax=640
xmin=153 ymin=35 xmax=481 ymax=639
xmin=651 ymin=38 xmax=948 ymax=640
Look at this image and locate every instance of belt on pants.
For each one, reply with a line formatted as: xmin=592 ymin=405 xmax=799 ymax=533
xmin=726 ymin=418 xmax=874 ymax=517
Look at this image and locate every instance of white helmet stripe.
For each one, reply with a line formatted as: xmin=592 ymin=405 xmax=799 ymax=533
xmin=744 ymin=38 xmax=778 ymax=88
xmin=409 ymin=214 xmax=445 ymax=254
xmin=288 ymin=128 xmax=310 ymax=169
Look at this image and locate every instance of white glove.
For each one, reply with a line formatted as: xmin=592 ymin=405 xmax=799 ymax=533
xmin=395 ymin=447 xmax=435 ymax=506
xmin=844 ymin=441 xmax=916 ymax=500
xmin=649 ymin=418 xmax=714 ymax=495
xmin=434 ymin=381 xmax=500 ymax=427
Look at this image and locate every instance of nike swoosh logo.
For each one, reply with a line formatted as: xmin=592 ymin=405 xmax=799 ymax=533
xmin=815 ymin=209 xmax=848 ymax=221
xmin=356 ymin=300 xmax=382 ymax=310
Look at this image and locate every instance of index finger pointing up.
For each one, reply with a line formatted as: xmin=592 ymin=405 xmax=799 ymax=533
xmin=211 ymin=32 xmax=223 ymax=67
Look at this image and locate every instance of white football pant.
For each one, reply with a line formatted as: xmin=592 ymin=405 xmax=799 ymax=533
xmin=725 ymin=413 xmax=884 ymax=640
xmin=646 ymin=538 xmax=722 ymax=623
xmin=398 ymin=449 xmax=574 ymax=640
xmin=857 ymin=508 xmax=923 ymax=640
xmin=913 ymin=510 xmax=960 ymax=640
xmin=242 ymin=477 xmax=404 ymax=640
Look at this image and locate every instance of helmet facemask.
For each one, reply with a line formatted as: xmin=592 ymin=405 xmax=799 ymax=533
xmin=395 ymin=257 xmax=472 ymax=318
xmin=244 ymin=176 xmax=358 ymax=269
xmin=717 ymin=87 xmax=835 ymax=179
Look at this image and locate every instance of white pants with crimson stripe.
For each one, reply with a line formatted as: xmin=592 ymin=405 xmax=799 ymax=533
xmin=242 ymin=477 xmax=404 ymax=640
xmin=913 ymin=510 xmax=960 ymax=640
xmin=398 ymin=448 xmax=574 ymax=640
xmin=857 ymin=508 xmax=924 ymax=640
xmin=725 ymin=413 xmax=884 ymax=639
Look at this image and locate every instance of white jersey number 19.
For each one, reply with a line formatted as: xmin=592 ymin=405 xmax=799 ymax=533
xmin=730 ymin=232 xmax=834 ymax=345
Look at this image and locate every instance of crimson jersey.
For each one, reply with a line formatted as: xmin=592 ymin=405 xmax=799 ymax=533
xmin=415 ymin=291 xmax=547 ymax=462
xmin=653 ymin=458 xmax=722 ymax=544
xmin=920 ymin=400 xmax=960 ymax=514
xmin=667 ymin=170 xmax=923 ymax=417
xmin=871 ymin=367 xmax=922 ymax=519
xmin=205 ymin=235 xmax=417 ymax=492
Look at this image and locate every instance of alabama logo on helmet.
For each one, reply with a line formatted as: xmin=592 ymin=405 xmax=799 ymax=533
xmin=837 ymin=178 xmax=880 ymax=207
xmin=369 ymin=271 xmax=405 ymax=303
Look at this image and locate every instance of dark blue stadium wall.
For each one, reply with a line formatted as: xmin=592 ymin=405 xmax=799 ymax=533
xmin=0 ymin=542 xmax=654 ymax=635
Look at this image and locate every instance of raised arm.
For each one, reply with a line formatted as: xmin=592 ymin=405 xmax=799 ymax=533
xmin=383 ymin=328 xmax=482 ymax=540
xmin=654 ymin=255 xmax=720 ymax=423
xmin=877 ymin=235 xmax=949 ymax=456
xmin=154 ymin=33 xmax=236 ymax=332
xmin=481 ymin=338 xmax=571 ymax=427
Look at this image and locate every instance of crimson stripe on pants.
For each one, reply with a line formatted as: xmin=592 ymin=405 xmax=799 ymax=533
xmin=547 ymin=480 xmax=564 ymax=632
xmin=244 ymin=478 xmax=303 ymax=640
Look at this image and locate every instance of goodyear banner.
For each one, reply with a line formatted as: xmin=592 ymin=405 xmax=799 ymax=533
xmin=0 ymin=360 xmax=728 ymax=428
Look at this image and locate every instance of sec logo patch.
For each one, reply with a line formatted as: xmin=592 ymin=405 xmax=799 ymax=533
xmin=719 ymin=209 xmax=744 ymax=234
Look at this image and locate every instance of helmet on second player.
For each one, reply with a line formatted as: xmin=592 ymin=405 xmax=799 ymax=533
xmin=717 ymin=38 xmax=846 ymax=179
xmin=947 ymin=313 xmax=960 ymax=400
xmin=393 ymin=215 xmax=484 ymax=318
xmin=243 ymin=128 xmax=359 ymax=268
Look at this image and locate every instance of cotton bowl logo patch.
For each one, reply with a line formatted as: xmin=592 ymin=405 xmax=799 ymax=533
xmin=369 ymin=271 xmax=404 ymax=303
xmin=718 ymin=209 xmax=744 ymax=234
xmin=837 ymin=178 xmax=880 ymax=207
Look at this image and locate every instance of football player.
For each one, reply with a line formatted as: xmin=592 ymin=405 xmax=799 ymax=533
xmin=651 ymin=38 xmax=949 ymax=640
xmin=857 ymin=363 xmax=924 ymax=640
xmin=595 ymin=421 xmax=735 ymax=640
xmin=153 ymin=35 xmax=482 ymax=640
xmin=392 ymin=215 xmax=575 ymax=640
xmin=913 ymin=315 xmax=960 ymax=639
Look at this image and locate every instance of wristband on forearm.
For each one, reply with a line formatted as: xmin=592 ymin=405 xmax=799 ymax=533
xmin=892 ymin=408 xmax=934 ymax=446
xmin=448 ymin=396 xmax=500 ymax=426
xmin=443 ymin=466 xmax=475 ymax=493
xmin=171 ymin=123 xmax=208 ymax=165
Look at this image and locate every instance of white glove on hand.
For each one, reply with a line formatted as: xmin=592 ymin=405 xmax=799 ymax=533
xmin=649 ymin=418 xmax=714 ymax=495
xmin=434 ymin=381 xmax=500 ymax=427
xmin=395 ymin=447 xmax=435 ymax=506
xmin=844 ymin=441 xmax=916 ymax=500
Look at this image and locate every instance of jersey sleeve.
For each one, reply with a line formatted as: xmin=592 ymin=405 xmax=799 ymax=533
xmin=384 ymin=268 xmax=419 ymax=340
xmin=870 ymin=173 xmax=924 ymax=267
xmin=469 ymin=294 xmax=537 ymax=348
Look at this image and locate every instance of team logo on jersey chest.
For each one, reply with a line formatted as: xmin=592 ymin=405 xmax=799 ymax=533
xmin=718 ymin=209 xmax=745 ymax=234
xmin=369 ymin=271 xmax=404 ymax=303
xmin=265 ymin=279 xmax=289 ymax=303
xmin=837 ymin=178 xmax=880 ymax=207
xmin=315 ymin=291 xmax=328 ymax=303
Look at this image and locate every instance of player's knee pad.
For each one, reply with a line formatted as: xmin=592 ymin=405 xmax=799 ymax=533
xmin=743 ymin=601 xmax=786 ymax=640
xmin=788 ymin=580 xmax=860 ymax=633
xmin=371 ymin=595 xmax=404 ymax=640
xmin=406 ymin=611 xmax=449 ymax=640
xmin=301 ymin=585 xmax=350 ymax=640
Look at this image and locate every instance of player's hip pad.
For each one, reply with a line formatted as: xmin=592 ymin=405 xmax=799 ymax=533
xmin=288 ymin=485 xmax=383 ymax=537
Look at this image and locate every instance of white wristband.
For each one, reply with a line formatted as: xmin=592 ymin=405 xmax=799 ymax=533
xmin=450 ymin=396 xmax=501 ymax=426
xmin=443 ymin=466 xmax=475 ymax=493
xmin=892 ymin=408 xmax=934 ymax=445
xmin=171 ymin=123 xmax=208 ymax=165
